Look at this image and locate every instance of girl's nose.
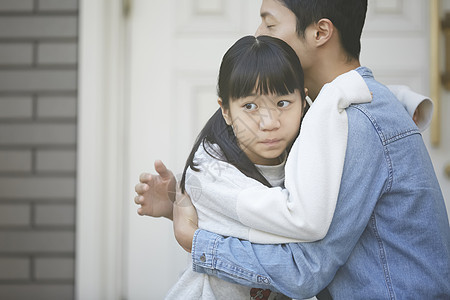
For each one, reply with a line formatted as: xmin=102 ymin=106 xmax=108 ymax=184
xmin=259 ymin=109 xmax=281 ymax=131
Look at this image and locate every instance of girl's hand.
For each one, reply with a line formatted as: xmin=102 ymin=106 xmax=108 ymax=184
xmin=134 ymin=160 xmax=176 ymax=220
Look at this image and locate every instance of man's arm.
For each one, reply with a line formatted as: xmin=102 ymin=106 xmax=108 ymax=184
xmin=175 ymin=106 xmax=388 ymax=299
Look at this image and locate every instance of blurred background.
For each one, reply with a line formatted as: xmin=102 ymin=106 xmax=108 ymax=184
xmin=0 ymin=0 xmax=449 ymax=299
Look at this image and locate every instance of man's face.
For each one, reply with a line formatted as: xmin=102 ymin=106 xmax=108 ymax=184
xmin=255 ymin=0 xmax=314 ymax=72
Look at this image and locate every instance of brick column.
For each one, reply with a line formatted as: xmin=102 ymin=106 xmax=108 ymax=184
xmin=0 ymin=0 xmax=78 ymax=299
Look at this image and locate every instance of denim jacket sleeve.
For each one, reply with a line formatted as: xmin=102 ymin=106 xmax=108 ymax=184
xmin=191 ymin=104 xmax=390 ymax=299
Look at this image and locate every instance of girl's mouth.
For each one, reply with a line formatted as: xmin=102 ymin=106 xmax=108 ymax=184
xmin=260 ymin=138 xmax=281 ymax=146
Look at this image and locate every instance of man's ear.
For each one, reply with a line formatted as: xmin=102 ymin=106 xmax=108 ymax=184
xmin=313 ymin=18 xmax=334 ymax=46
xmin=217 ymin=98 xmax=232 ymax=125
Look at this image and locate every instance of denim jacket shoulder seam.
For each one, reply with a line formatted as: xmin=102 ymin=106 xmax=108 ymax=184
xmin=349 ymin=104 xmax=393 ymax=192
xmin=350 ymin=104 xmax=386 ymax=143
xmin=383 ymin=129 xmax=420 ymax=145
xmin=349 ymin=105 xmax=420 ymax=145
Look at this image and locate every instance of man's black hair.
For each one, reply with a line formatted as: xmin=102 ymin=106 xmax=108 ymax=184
xmin=279 ymin=0 xmax=368 ymax=60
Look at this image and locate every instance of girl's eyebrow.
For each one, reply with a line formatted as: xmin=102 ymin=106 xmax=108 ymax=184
xmin=234 ymin=94 xmax=264 ymax=103
xmin=242 ymin=93 xmax=295 ymax=99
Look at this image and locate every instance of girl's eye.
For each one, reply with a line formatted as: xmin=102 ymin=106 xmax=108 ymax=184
xmin=277 ymin=100 xmax=290 ymax=108
xmin=243 ymin=103 xmax=258 ymax=111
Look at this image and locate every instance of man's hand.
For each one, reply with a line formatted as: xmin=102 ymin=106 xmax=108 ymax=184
xmin=134 ymin=160 xmax=176 ymax=220
xmin=173 ymin=192 xmax=198 ymax=253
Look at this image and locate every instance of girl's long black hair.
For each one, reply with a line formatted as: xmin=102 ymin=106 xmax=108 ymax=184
xmin=180 ymin=35 xmax=307 ymax=193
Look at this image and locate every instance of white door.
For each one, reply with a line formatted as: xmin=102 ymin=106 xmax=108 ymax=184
xmin=123 ymin=1 xmax=450 ymax=299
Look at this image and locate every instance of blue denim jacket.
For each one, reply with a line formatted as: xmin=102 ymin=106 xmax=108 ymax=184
xmin=191 ymin=67 xmax=450 ymax=299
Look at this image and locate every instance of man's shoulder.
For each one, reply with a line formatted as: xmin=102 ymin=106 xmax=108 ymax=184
xmin=347 ymin=75 xmax=419 ymax=144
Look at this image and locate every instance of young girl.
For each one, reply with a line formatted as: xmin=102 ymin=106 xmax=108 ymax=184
xmin=165 ymin=35 xmax=372 ymax=299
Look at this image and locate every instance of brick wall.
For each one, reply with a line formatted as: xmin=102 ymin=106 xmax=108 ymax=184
xmin=0 ymin=0 xmax=78 ymax=299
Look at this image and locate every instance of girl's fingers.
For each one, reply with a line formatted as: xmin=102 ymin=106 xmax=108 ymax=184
xmin=135 ymin=183 xmax=149 ymax=194
xmin=154 ymin=160 xmax=173 ymax=180
xmin=134 ymin=195 xmax=142 ymax=205
xmin=139 ymin=172 xmax=152 ymax=183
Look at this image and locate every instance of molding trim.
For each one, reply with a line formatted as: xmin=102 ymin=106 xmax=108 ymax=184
xmin=76 ymin=0 xmax=127 ymax=299
xmin=171 ymin=71 xmax=217 ymax=169
xmin=364 ymin=0 xmax=425 ymax=35
xmin=175 ymin=0 xmax=243 ymax=34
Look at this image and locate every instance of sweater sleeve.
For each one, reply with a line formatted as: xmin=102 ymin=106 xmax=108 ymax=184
xmin=185 ymin=144 xmax=315 ymax=243
xmin=184 ymin=144 xmax=259 ymax=226
xmin=387 ymin=85 xmax=433 ymax=132
xmin=236 ymin=70 xmax=372 ymax=241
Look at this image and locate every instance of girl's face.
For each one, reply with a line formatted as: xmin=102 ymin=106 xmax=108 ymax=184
xmin=220 ymin=89 xmax=304 ymax=165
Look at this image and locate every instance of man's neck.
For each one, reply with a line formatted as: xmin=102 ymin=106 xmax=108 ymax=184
xmin=306 ymin=59 xmax=361 ymax=100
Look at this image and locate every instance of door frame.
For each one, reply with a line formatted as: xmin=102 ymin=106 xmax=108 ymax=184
xmin=76 ymin=1 xmax=127 ymax=299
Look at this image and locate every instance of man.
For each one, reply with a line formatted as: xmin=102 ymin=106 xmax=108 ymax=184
xmin=135 ymin=0 xmax=450 ymax=298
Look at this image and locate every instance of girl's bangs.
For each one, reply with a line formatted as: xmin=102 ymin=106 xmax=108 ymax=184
xmin=228 ymin=51 xmax=301 ymax=100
